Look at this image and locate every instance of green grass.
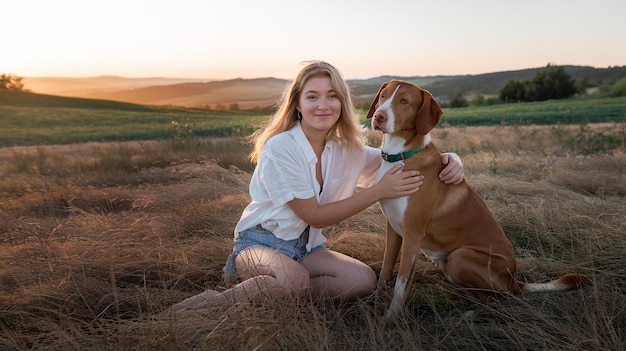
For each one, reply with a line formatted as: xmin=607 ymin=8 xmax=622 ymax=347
xmin=0 ymin=105 xmax=267 ymax=146
xmin=0 ymin=90 xmax=269 ymax=146
xmin=2 ymin=89 xmax=626 ymax=147
xmin=439 ymin=95 xmax=626 ymax=126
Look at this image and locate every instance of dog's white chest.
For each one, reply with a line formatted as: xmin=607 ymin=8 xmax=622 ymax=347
xmin=375 ymin=161 xmax=408 ymax=237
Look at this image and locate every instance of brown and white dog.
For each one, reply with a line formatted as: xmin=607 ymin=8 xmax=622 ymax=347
xmin=367 ymin=80 xmax=592 ymax=319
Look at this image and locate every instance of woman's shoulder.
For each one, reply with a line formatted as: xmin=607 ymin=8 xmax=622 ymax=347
xmin=330 ymin=140 xmax=374 ymax=155
xmin=263 ymin=129 xmax=308 ymax=160
xmin=265 ymin=130 xmax=297 ymax=150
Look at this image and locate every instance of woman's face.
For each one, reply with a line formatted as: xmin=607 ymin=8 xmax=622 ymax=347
xmin=297 ymin=76 xmax=342 ymax=135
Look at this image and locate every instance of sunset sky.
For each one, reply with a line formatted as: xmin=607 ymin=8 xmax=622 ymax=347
xmin=4 ymin=0 xmax=626 ymax=80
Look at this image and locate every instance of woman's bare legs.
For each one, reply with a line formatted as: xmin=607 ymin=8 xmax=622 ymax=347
xmin=172 ymin=246 xmax=310 ymax=312
xmin=300 ymin=249 xmax=377 ymax=301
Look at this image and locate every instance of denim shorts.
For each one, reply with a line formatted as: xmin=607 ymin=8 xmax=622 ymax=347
xmin=223 ymin=225 xmax=327 ymax=282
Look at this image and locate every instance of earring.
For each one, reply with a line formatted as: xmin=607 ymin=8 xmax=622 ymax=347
xmin=297 ymin=111 xmax=303 ymax=120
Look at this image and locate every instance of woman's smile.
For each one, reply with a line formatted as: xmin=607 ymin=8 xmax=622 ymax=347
xmin=297 ymin=76 xmax=342 ymax=134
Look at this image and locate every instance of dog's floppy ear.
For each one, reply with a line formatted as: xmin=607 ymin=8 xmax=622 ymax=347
xmin=415 ymin=89 xmax=443 ymax=135
xmin=366 ymin=82 xmax=389 ymax=119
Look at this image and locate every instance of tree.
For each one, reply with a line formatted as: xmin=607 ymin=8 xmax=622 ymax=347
xmin=499 ymin=65 xmax=577 ymax=103
xmin=448 ymin=91 xmax=469 ymax=108
xmin=574 ymin=77 xmax=589 ymax=95
xmin=528 ymin=65 xmax=577 ymax=101
xmin=470 ymin=95 xmax=486 ymax=107
xmin=499 ymin=79 xmax=526 ymax=102
xmin=609 ymin=77 xmax=626 ymax=97
xmin=0 ymin=74 xmax=25 ymax=91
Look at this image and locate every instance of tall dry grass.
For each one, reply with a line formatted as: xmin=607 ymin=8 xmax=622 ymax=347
xmin=0 ymin=123 xmax=624 ymax=350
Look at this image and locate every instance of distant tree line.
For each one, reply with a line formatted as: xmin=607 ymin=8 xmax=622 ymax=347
xmin=607 ymin=76 xmax=626 ymax=97
xmin=499 ymin=64 xmax=578 ymax=103
xmin=0 ymin=74 xmax=26 ymax=91
xmin=445 ymin=64 xmax=626 ymax=108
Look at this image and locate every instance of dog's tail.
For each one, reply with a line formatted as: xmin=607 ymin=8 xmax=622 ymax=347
xmin=520 ymin=273 xmax=592 ymax=293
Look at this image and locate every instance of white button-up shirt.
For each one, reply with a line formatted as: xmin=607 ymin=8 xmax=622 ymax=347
xmin=234 ymin=122 xmax=382 ymax=251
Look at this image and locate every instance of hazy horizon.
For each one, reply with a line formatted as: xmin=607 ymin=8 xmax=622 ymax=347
xmin=5 ymin=0 xmax=626 ymax=80
xmin=17 ymin=63 xmax=620 ymax=81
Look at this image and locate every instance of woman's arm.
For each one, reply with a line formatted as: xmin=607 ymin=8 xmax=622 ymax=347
xmin=289 ymin=152 xmax=463 ymax=228
xmin=288 ymin=164 xmax=422 ymax=228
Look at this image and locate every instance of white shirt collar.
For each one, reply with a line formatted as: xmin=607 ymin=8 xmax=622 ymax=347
xmin=291 ymin=122 xmax=316 ymax=162
xmin=290 ymin=121 xmax=331 ymax=163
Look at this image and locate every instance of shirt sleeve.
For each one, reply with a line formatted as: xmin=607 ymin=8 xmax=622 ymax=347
xmin=258 ymin=138 xmax=316 ymax=208
xmin=357 ymin=146 xmax=382 ymax=188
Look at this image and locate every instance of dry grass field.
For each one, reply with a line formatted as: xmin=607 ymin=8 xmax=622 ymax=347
xmin=0 ymin=123 xmax=625 ymax=350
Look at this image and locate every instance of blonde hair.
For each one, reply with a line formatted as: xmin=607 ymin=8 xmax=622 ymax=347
xmin=248 ymin=61 xmax=365 ymax=163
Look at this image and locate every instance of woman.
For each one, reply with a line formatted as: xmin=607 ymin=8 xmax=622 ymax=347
xmin=172 ymin=61 xmax=463 ymax=311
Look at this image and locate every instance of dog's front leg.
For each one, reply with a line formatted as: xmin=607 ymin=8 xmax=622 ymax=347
xmin=385 ymin=229 xmax=424 ymax=320
xmin=378 ymin=221 xmax=402 ymax=287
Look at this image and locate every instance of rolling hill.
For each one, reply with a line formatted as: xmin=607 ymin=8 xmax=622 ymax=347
xmin=20 ymin=65 xmax=626 ymax=110
xmin=83 ymin=77 xmax=288 ymax=110
xmin=0 ymin=88 xmax=155 ymax=111
xmin=22 ymin=76 xmax=210 ymax=97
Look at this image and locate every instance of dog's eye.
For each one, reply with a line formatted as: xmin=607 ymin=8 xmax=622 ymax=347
xmin=400 ymin=98 xmax=409 ymax=104
xmin=380 ymin=94 xmax=385 ymax=98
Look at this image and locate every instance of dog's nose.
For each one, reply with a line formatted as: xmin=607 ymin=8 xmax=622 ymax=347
xmin=375 ymin=111 xmax=387 ymax=121
xmin=372 ymin=111 xmax=387 ymax=130
xmin=374 ymin=111 xmax=387 ymax=123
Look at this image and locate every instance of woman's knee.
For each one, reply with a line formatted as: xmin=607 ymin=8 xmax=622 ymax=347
xmin=235 ymin=247 xmax=311 ymax=295
xmin=332 ymin=261 xmax=376 ymax=299
xmin=350 ymin=264 xmax=377 ymax=297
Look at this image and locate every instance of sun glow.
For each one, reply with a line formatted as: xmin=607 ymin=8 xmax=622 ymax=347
xmin=3 ymin=0 xmax=626 ymax=79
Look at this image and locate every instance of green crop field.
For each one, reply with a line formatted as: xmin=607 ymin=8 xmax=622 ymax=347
xmin=1 ymin=89 xmax=626 ymax=147
xmin=440 ymin=96 xmax=626 ymax=126
xmin=0 ymin=90 xmax=269 ymax=146
xmin=0 ymin=104 xmax=268 ymax=146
